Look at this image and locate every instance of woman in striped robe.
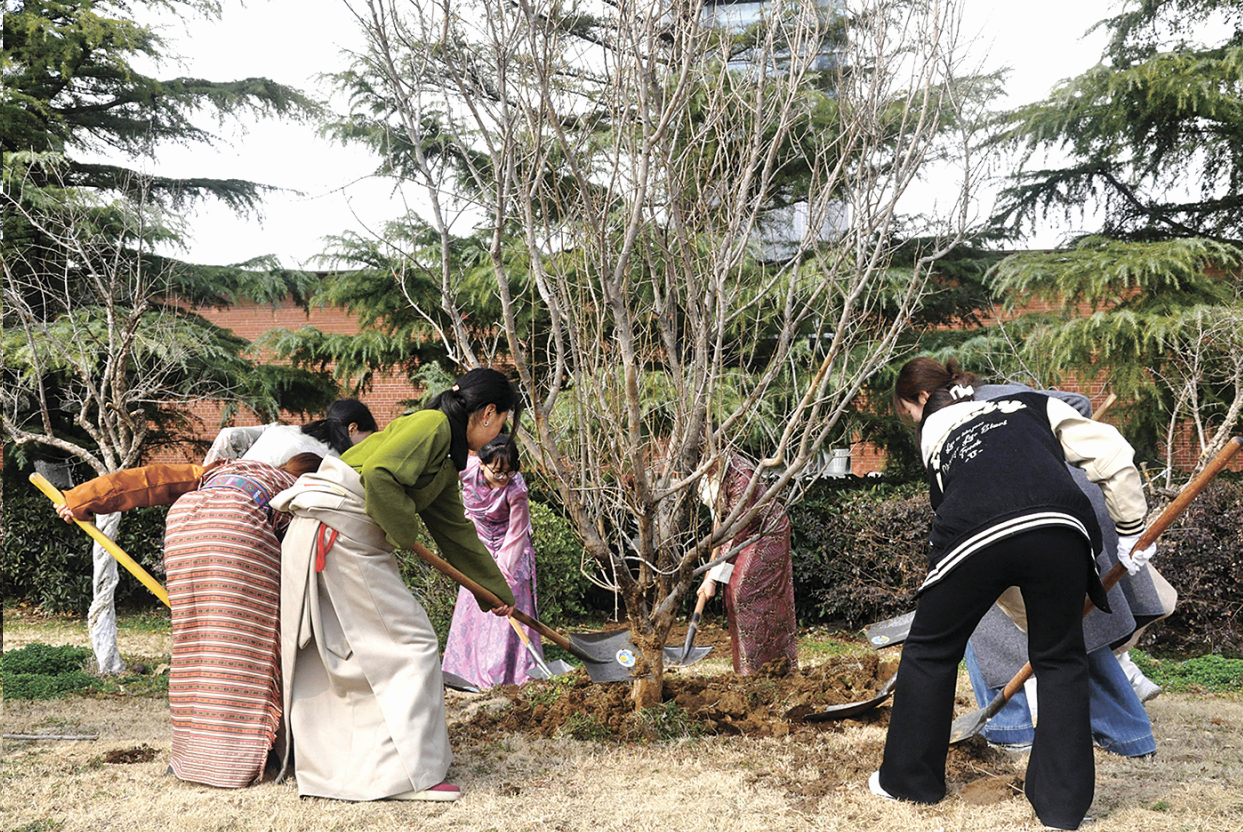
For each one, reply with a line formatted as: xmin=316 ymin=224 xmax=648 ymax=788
xmin=60 ymin=455 xmax=321 ymax=787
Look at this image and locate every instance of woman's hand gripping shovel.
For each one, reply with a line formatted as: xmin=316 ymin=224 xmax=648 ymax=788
xmin=408 ymin=539 xmax=645 ymax=683
xmin=29 ymin=472 xmax=171 ymax=608
xmin=949 ymin=435 xmax=1243 ymax=744
xmin=507 ymin=617 xmax=575 ymax=680
xmin=664 ymin=589 xmax=714 ymax=667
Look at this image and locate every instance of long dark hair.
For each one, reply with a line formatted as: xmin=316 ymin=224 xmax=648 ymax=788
xmin=894 ymin=356 xmax=979 ymax=425
xmin=301 ymin=398 xmax=378 ymax=455
xmin=479 ymin=433 xmax=520 ymax=473
xmin=426 ymin=368 xmax=522 ymax=470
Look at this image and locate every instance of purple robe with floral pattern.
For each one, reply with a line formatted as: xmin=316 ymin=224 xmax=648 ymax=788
xmin=441 ymin=455 xmax=543 ymax=687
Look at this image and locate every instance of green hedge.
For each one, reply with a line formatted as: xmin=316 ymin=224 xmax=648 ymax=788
xmin=4 ymin=468 xmax=590 ymax=632
xmin=397 ymin=499 xmax=593 ymax=644
xmin=1143 ymin=476 xmax=1243 ymax=657
xmin=788 ymin=478 xmax=929 ymax=629
xmin=1 ymin=484 xmax=169 ymax=614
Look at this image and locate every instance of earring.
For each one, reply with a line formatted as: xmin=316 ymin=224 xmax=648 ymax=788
xmin=484 ymin=420 xmax=490 ymax=427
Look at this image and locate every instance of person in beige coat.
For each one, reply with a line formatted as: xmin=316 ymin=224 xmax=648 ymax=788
xmin=273 ymin=368 xmax=521 ymax=803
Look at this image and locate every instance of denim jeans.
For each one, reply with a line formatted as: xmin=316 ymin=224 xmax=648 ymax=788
xmin=965 ymin=641 xmax=1157 ymax=757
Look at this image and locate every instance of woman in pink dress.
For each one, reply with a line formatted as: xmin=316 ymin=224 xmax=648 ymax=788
xmin=441 ymin=434 xmax=544 ymax=687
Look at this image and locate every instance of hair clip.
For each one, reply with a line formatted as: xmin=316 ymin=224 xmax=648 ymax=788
xmin=949 ymin=384 xmax=974 ymax=401
xmin=451 ymin=385 xmax=460 ymax=391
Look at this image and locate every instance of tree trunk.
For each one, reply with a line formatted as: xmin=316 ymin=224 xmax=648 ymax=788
xmin=630 ymin=628 xmax=666 ymax=709
xmin=86 ymin=512 xmax=125 ymax=675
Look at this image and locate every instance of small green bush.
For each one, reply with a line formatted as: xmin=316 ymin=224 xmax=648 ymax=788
xmin=1133 ymin=650 xmax=1243 ymax=693
xmin=1 ymin=642 xmax=94 ymax=675
xmin=1 ymin=643 xmax=100 ymax=700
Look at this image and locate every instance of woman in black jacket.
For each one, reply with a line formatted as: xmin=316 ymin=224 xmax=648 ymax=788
xmin=873 ymin=358 xmax=1151 ymax=831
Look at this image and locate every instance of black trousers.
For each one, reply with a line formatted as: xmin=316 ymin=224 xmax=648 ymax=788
xmin=878 ymin=527 xmax=1093 ymax=830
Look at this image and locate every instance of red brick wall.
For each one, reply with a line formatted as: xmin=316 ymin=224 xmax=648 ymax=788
xmin=145 ymin=300 xmax=423 ymax=464
xmin=162 ymin=296 xmax=1236 ymax=477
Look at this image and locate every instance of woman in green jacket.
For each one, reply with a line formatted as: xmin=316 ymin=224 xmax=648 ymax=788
xmin=272 ymin=368 xmax=521 ymax=803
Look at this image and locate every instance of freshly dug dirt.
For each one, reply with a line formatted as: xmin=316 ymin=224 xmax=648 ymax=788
xmin=454 ymin=651 xmax=898 ymax=741
xmin=450 ymin=650 xmax=1022 ymax=804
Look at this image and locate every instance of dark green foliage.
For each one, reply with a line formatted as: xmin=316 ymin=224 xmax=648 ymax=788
xmin=3 ymin=670 xmax=103 ymax=700
xmin=1 ymin=643 xmax=99 ymax=700
xmin=1142 ymin=477 xmax=1243 ymax=657
xmin=394 ymin=497 xmax=591 ymax=647
xmin=0 ymin=476 xmax=168 ymax=613
xmin=398 ymin=550 xmax=460 ymax=646
xmin=529 ymin=501 xmax=592 ymax=624
xmin=0 ymin=642 xmax=93 ymax=675
xmin=1132 ymin=649 xmax=1243 ymax=693
xmin=787 ymin=478 xmax=929 ymax=629
xmin=1 ymin=642 xmax=171 ymax=699
xmin=991 ymin=0 xmax=1243 ymax=241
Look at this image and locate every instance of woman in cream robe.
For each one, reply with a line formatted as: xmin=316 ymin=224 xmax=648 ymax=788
xmin=272 ymin=368 xmax=520 ymax=802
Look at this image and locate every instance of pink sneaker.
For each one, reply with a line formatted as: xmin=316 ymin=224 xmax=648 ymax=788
xmin=391 ymin=782 xmax=461 ymax=802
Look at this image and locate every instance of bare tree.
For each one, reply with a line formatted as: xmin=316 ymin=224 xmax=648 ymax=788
xmin=343 ymin=0 xmax=981 ymax=703
xmin=1 ymin=155 xmax=264 ymax=672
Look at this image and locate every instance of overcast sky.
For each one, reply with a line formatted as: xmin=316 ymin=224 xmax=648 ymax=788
xmin=142 ymin=0 xmax=1115 ymax=267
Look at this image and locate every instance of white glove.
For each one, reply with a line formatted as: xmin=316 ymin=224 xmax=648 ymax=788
xmin=1116 ymin=533 xmax=1156 ymax=576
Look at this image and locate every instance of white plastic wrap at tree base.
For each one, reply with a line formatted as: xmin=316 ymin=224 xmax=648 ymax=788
xmin=86 ymin=512 xmax=125 ymax=675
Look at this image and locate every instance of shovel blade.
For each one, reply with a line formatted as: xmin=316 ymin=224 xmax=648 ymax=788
xmin=864 ymin=611 xmax=915 ymax=648
xmin=568 ymin=629 xmax=637 ymax=663
xmin=569 ymin=629 xmax=643 ymax=683
xmin=526 ymin=659 xmax=576 ymax=681
xmin=663 ymin=645 xmax=713 ymax=667
xmin=949 ymin=690 xmax=1006 ymax=744
xmin=441 ymin=671 xmax=481 ymax=693
xmin=788 ymin=672 xmax=897 ymax=722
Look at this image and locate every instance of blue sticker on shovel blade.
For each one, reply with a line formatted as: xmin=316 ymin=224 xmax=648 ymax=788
xmin=615 ymin=649 xmax=636 ymax=668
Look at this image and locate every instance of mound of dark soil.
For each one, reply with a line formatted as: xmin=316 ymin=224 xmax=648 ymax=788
xmin=451 ymin=651 xmax=899 ymax=742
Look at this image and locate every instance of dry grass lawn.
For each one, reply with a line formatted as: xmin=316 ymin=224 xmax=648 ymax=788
xmin=4 ymin=609 xmax=1242 ymax=832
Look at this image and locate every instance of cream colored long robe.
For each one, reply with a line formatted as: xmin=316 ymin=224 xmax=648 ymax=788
xmin=272 ymin=457 xmax=450 ymax=800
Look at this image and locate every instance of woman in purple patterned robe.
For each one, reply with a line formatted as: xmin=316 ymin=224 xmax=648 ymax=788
xmin=441 ymin=435 xmax=543 ymax=687
xmin=698 ymin=454 xmax=798 ymax=675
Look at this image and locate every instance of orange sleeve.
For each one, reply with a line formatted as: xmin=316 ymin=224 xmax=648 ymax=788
xmin=61 ymin=462 xmax=215 ymax=520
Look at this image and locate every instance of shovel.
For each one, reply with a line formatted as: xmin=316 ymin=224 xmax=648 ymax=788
xmin=864 ymin=611 xmax=915 ymax=648
xmin=665 ymin=590 xmax=714 ymax=667
xmin=30 ymin=472 xmax=171 ymax=608
xmin=791 ymin=669 xmax=899 ymax=722
xmin=508 ymin=616 xmax=575 ymax=680
xmin=409 ymin=539 xmax=639 ymax=683
xmin=949 ymin=435 xmax=1243 ymax=744
xmin=442 ymin=671 xmax=482 ymax=693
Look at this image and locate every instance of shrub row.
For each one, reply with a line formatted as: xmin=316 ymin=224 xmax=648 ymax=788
xmin=5 ymin=467 xmax=1240 ymax=657
xmin=1 ymin=484 xmax=169 ymax=614
xmin=2 ymin=475 xmax=592 ymax=635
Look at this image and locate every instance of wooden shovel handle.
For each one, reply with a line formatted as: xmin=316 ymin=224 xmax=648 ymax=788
xmin=1090 ymin=392 xmax=1117 ymax=421
xmin=407 ymin=538 xmax=575 ymax=653
xmin=1001 ymin=436 xmax=1243 ymax=702
xmin=1094 ymin=434 xmax=1243 ymax=601
xmin=30 ymin=472 xmax=172 ymax=608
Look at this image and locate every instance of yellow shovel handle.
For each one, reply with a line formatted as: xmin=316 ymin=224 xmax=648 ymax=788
xmin=29 ymin=472 xmax=171 ymax=608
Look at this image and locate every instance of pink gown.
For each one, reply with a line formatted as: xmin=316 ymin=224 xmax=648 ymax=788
xmin=441 ymin=456 xmax=543 ymax=687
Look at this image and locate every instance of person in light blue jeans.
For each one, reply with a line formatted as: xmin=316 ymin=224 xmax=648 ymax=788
xmin=965 ymin=639 xmax=1157 ymax=757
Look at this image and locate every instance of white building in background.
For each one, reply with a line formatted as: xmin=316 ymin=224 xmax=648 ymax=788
xmin=701 ymin=0 xmax=850 ymax=263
